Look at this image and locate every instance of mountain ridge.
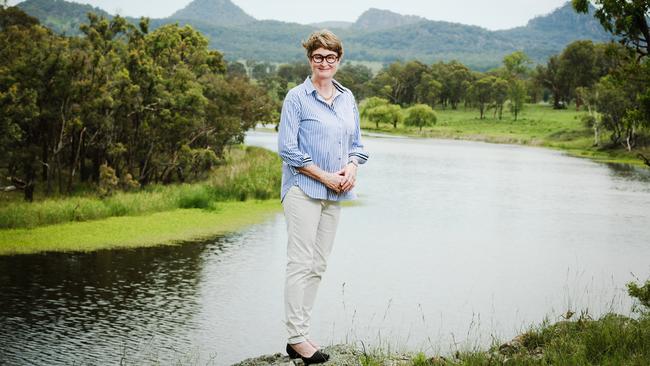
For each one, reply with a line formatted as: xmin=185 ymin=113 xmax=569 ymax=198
xmin=168 ymin=0 xmax=255 ymax=26
xmin=14 ymin=0 xmax=612 ymax=70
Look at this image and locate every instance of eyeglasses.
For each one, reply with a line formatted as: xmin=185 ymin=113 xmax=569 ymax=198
xmin=311 ymin=54 xmax=339 ymax=64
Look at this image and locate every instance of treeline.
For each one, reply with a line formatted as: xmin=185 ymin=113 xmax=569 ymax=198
xmin=237 ymin=43 xmax=630 ymax=121
xmin=0 ymin=7 xmax=277 ymax=201
xmin=241 ymin=24 xmax=648 ymax=152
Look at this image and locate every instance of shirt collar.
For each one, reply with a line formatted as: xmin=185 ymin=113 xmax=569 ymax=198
xmin=303 ymin=76 xmax=345 ymax=96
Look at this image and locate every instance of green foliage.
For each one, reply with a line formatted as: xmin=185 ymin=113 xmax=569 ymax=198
xmin=573 ymin=0 xmax=650 ymax=58
xmin=509 ymin=79 xmax=527 ymax=121
xmin=411 ymin=352 xmax=431 ymax=366
xmin=502 ymin=50 xmax=532 ymax=79
xmin=627 ymin=280 xmax=650 ymax=312
xmin=0 ymin=146 xmax=281 ymax=229
xmin=98 ymin=164 xmax=119 ymax=197
xmin=0 ymin=7 xmax=278 ymax=201
xmin=360 ymin=97 xmax=403 ymax=128
xmin=364 ymin=104 xmax=403 ymax=129
xmin=404 ymin=104 xmax=437 ymax=131
xmin=335 ymin=63 xmax=374 ymax=100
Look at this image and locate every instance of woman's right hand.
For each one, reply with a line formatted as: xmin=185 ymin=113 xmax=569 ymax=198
xmin=322 ymin=172 xmax=345 ymax=193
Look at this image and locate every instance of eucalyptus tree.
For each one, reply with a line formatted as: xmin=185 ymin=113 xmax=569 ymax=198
xmin=501 ymin=51 xmax=530 ymax=119
xmin=468 ymin=76 xmax=494 ymax=119
xmin=509 ymin=79 xmax=527 ymax=121
xmin=0 ymin=8 xmax=71 ymax=200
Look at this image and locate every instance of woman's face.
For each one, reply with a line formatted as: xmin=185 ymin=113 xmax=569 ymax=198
xmin=309 ymin=47 xmax=340 ymax=80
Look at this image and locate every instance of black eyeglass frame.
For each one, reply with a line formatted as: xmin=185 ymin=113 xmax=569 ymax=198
xmin=310 ymin=53 xmax=339 ymax=64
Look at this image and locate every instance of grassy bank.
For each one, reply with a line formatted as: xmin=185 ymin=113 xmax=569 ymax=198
xmin=358 ymin=281 xmax=650 ymax=366
xmin=0 ymin=200 xmax=280 ymax=255
xmin=361 ymin=103 xmax=650 ymax=167
xmin=0 ymin=145 xmax=281 ymax=229
xmin=0 ymin=145 xmax=283 ymax=255
xmin=233 ymin=282 xmax=650 ymax=366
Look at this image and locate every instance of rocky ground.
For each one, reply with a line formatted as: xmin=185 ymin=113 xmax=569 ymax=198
xmin=230 ymin=334 xmax=546 ymax=366
xmin=231 ymin=344 xmax=413 ymax=366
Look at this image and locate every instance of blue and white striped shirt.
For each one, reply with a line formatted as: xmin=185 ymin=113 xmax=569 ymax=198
xmin=278 ymin=77 xmax=369 ymax=202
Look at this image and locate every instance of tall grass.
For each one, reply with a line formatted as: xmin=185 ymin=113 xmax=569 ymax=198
xmin=0 ymin=146 xmax=282 ymax=229
xmin=354 ymin=281 xmax=650 ymax=365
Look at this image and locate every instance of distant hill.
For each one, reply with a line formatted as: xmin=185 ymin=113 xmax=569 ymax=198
xmin=309 ymin=21 xmax=353 ymax=29
xmin=169 ymin=0 xmax=254 ymax=26
xmin=15 ymin=0 xmax=614 ymax=70
xmin=16 ymin=0 xmax=112 ymax=34
xmin=495 ymin=2 xmax=612 ymax=61
xmin=352 ymin=8 xmax=426 ymax=32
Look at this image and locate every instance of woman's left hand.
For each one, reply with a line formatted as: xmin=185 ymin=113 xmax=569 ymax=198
xmin=336 ymin=163 xmax=357 ymax=192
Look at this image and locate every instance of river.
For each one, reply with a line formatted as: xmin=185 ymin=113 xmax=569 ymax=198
xmin=1 ymin=131 xmax=649 ymax=365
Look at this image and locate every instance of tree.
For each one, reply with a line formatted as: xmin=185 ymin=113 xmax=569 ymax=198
xmin=370 ymin=61 xmax=428 ymax=106
xmin=573 ymin=0 xmax=649 ymax=58
xmin=364 ymin=104 xmax=403 ymax=129
xmin=415 ymin=72 xmax=442 ymax=108
xmin=509 ymin=79 xmax=527 ymax=121
xmin=468 ymin=76 xmax=494 ymax=119
xmin=0 ymin=8 xmax=277 ymax=200
xmin=492 ymin=77 xmax=509 ymax=120
xmin=359 ymin=96 xmax=389 ymax=128
xmin=335 ymin=63 xmax=373 ymax=100
xmin=432 ymin=61 xmax=473 ymax=109
xmin=404 ymin=104 xmax=437 ymax=131
xmin=534 ymin=56 xmax=570 ymax=109
xmin=595 ymin=75 xmax=636 ymax=150
xmin=502 ymin=51 xmax=531 ymax=79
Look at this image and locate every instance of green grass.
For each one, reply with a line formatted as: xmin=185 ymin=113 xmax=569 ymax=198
xmin=0 ymin=145 xmax=283 ymax=255
xmin=353 ymin=313 xmax=650 ymax=365
xmin=352 ymin=282 xmax=650 ymax=365
xmin=0 ymin=145 xmax=282 ymax=229
xmin=0 ymin=200 xmax=281 ymax=255
xmin=361 ymin=103 xmax=650 ymax=167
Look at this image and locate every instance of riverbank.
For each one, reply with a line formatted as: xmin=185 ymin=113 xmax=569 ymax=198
xmin=232 ymin=281 xmax=650 ymax=365
xmin=0 ymin=145 xmax=283 ymax=255
xmin=360 ymin=103 xmax=650 ymax=167
xmin=0 ymin=200 xmax=281 ymax=255
xmin=234 ymin=310 xmax=650 ymax=365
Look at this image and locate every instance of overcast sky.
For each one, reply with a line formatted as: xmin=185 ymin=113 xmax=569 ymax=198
xmin=10 ymin=0 xmax=571 ymax=30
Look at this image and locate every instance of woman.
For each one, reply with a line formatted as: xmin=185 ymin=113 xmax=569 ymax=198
xmin=278 ymin=30 xmax=369 ymax=364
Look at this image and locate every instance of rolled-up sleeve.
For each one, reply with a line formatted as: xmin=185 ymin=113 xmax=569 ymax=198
xmin=348 ymin=101 xmax=369 ymax=165
xmin=278 ymin=92 xmax=313 ymax=175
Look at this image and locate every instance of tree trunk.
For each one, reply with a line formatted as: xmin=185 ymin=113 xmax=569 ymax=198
xmin=24 ymin=165 xmax=35 ymax=202
xmin=67 ymin=127 xmax=86 ymax=193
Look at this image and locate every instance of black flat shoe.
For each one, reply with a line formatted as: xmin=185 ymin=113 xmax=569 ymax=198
xmin=286 ymin=343 xmax=300 ymax=359
xmin=285 ymin=344 xmax=330 ymax=364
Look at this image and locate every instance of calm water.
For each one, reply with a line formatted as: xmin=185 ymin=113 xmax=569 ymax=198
xmin=1 ymin=131 xmax=650 ymax=365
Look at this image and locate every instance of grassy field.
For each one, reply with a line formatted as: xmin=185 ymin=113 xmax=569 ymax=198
xmin=361 ymin=103 xmax=650 ymax=167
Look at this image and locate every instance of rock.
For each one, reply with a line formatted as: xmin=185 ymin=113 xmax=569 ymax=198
xmin=231 ymin=345 xmax=361 ymax=366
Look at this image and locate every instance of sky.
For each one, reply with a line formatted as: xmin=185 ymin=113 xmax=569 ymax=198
xmin=9 ymin=0 xmax=571 ymax=30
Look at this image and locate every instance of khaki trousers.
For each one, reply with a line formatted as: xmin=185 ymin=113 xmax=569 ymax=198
xmin=282 ymin=186 xmax=341 ymax=344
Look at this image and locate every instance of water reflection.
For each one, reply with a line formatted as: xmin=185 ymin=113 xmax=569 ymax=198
xmin=605 ymin=162 xmax=650 ymax=184
xmin=0 ymin=241 xmax=210 ymax=365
